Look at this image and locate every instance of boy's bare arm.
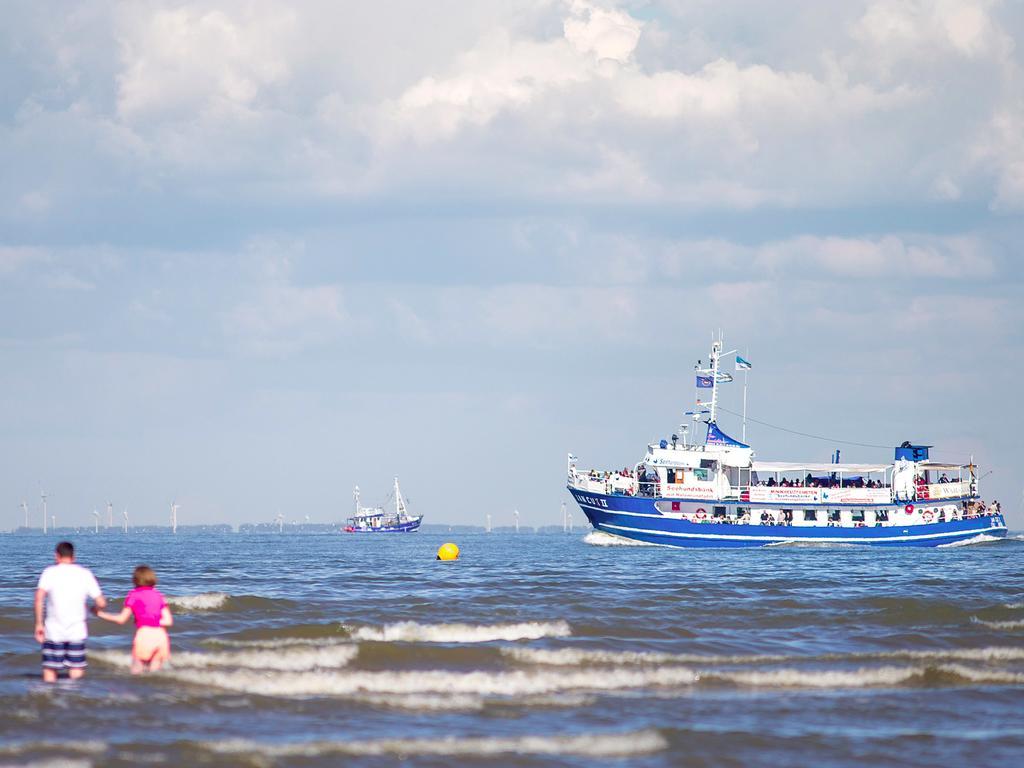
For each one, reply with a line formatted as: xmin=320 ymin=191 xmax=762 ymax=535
xmin=160 ymin=606 xmax=174 ymax=627
xmin=33 ymin=589 xmax=46 ymax=643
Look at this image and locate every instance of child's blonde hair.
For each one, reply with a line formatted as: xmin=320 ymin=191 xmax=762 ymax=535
xmin=132 ymin=565 xmax=158 ymax=587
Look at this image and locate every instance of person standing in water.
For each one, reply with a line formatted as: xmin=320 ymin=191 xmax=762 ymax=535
xmin=97 ymin=565 xmax=173 ymax=673
xmin=34 ymin=541 xmax=107 ymax=682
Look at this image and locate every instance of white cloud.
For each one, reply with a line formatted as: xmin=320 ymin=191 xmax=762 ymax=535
xmin=223 ymin=249 xmax=347 ymax=357
xmin=563 ymin=0 xmax=642 ymax=62
xmin=116 ymin=4 xmax=296 ymax=121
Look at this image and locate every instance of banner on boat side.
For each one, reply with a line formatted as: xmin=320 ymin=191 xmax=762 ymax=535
xmin=660 ymin=484 xmax=718 ymax=499
xmin=748 ymin=487 xmax=891 ymax=505
xmin=925 ymin=481 xmax=970 ymax=500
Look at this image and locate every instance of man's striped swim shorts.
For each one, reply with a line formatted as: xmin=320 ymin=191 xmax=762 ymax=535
xmin=42 ymin=639 xmax=87 ymax=670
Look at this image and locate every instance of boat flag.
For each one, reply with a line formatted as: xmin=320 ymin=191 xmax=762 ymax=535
xmin=735 ymin=355 xmax=752 ymax=370
xmin=568 ymin=453 xmax=578 ymax=463
xmin=696 ymin=375 xmax=714 ymax=388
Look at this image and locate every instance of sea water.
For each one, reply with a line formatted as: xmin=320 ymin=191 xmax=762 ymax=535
xmin=1 ymin=530 xmax=1022 ymax=767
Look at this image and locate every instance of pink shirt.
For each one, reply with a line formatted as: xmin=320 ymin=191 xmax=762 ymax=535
xmin=124 ymin=586 xmax=166 ymax=628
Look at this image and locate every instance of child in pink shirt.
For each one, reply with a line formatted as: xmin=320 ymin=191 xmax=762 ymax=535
xmin=97 ymin=565 xmax=174 ymax=673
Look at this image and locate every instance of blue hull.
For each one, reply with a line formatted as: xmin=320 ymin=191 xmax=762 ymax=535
xmin=345 ymin=519 xmax=422 ymax=533
xmin=569 ymin=489 xmax=1007 ymax=548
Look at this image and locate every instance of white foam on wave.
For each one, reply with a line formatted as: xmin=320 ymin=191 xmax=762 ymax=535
xmin=203 ymin=730 xmax=667 ymax=758
xmin=938 ymin=533 xmax=1005 ymax=548
xmin=971 ymin=617 xmax=1024 ymax=630
xmin=166 ymin=592 xmax=230 ymax=611
xmin=164 ymin=665 xmax=698 ymax=698
xmin=1003 ymin=601 xmax=1024 ymax=609
xmin=937 ymin=663 xmax=1024 ymax=684
xmin=583 ymin=531 xmax=659 ymax=547
xmin=92 ymin=645 xmax=358 ymax=672
xmin=707 ymin=666 xmax=923 ymax=688
xmin=204 ymin=637 xmax=334 ymax=649
xmin=346 ymin=620 xmax=571 ymax=643
xmin=503 ymin=646 xmax=788 ymax=667
xmin=506 ymin=645 xmax=1024 ymax=668
xmin=174 ymin=646 xmax=358 ymax=671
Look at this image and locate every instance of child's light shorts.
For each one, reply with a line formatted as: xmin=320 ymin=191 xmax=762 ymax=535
xmin=132 ymin=626 xmax=171 ymax=664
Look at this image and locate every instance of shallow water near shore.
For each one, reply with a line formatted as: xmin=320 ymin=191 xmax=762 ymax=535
xmin=1 ymin=530 xmax=1023 ymax=767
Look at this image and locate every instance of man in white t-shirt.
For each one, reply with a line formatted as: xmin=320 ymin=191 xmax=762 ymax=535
xmin=34 ymin=541 xmax=107 ymax=682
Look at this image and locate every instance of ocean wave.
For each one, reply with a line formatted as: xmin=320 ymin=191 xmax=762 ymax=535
xmin=937 ymin=533 xmax=1006 ymax=548
xmin=345 ymin=620 xmax=571 ymax=643
xmin=503 ymin=647 xmax=789 ymax=667
xmin=165 ymin=592 xmax=230 ymax=611
xmin=505 ymin=645 xmax=1024 ymax=669
xmin=936 ymin=664 xmax=1024 ymax=684
xmin=164 ymin=665 xmax=699 ymax=697
xmin=704 ymin=666 xmax=922 ymax=688
xmin=971 ymin=617 xmax=1024 ymax=630
xmin=583 ymin=531 xmax=659 ymax=547
xmin=92 ymin=645 xmax=358 ymax=673
xmin=200 ymin=730 xmax=667 ymax=758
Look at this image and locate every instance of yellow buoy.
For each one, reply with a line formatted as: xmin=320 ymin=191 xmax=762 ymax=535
xmin=436 ymin=542 xmax=460 ymax=561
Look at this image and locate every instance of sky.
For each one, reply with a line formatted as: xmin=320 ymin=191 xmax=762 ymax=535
xmin=1 ymin=0 xmax=1022 ymax=529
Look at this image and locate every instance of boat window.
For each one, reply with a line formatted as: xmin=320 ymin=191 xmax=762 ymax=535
xmin=803 ymin=510 xmax=817 ymax=522
xmin=667 ymin=469 xmax=676 ymax=484
xmin=828 ymin=510 xmax=841 ymax=522
xmin=852 ymin=510 xmax=865 ymax=522
xmin=700 ymin=459 xmax=715 ymax=469
xmin=693 ymin=468 xmax=708 ymax=481
xmin=876 ymin=510 xmax=889 ymax=522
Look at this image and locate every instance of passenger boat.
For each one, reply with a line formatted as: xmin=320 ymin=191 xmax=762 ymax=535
xmin=567 ymin=337 xmax=1006 ymax=548
xmin=343 ymin=477 xmax=422 ymax=533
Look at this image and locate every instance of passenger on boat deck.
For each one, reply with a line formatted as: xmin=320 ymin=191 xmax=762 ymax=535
xmin=939 ymin=473 xmax=949 ymax=483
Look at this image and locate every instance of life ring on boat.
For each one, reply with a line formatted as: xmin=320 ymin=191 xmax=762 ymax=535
xmin=904 ymin=504 xmax=914 ymax=515
xmin=922 ymin=509 xmax=935 ymax=523
xmin=695 ymin=508 xmax=707 ymax=520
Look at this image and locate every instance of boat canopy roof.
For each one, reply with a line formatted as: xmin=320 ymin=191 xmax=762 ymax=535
xmin=916 ymin=461 xmax=968 ymax=471
xmin=751 ymin=461 xmax=889 ymax=474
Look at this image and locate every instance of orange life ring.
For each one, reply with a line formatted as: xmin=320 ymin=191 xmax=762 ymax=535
xmin=922 ymin=509 xmax=935 ymax=523
xmin=904 ymin=504 xmax=914 ymax=514
xmin=695 ymin=508 xmax=707 ymax=520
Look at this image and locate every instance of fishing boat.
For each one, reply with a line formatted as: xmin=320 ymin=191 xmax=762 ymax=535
xmin=343 ymin=477 xmax=422 ymax=533
xmin=567 ymin=337 xmax=1007 ymax=548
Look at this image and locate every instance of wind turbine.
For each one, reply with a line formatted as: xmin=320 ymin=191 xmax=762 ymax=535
xmin=91 ymin=510 xmax=100 ymax=534
xmin=123 ymin=507 xmax=129 ymax=534
xmin=561 ymin=501 xmax=567 ymax=533
xmin=107 ymin=501 xmax=113 ymax=529
xmin=276 ymin=513 xmax=284 ymax=533
xmin=513 ymin=509 xmax=520 ymax=533
xmin=41 ymin=491 xmax=47 ymax=534
xmin=485 ymin=513 xmax=491 ymax=533
xmin=170 ymin=502 xmax=179 ymax=535
xmin=51 ymin=514 xmax=56 ymax=531
xmin=567 ymin=511 xmax=573 ymax=533
xmin=21 ymin=501 xmax=28 ymax=529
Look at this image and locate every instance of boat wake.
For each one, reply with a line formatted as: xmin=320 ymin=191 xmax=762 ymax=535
xmin=583 ymin=531 xmax=659 ymax=547
xmin=937 ymin=533 xmax=1006 ymax=548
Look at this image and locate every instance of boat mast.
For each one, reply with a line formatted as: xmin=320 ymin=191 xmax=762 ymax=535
xmin=353 ymin=485 xmax=360 ymax=516
xmin=394 ymin=476 xmax=408 ymax=518
xmin=709 ymin=337 xmax=721 ymax=425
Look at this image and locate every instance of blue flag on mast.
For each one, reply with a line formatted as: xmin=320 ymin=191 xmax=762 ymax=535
xmin=735 ymin=355 xmax=752 ymax=371
xmin=696 ymin=375 xmax=714 ymax=388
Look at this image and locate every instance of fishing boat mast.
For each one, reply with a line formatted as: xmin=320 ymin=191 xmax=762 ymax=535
xmin=394 ymin=477 xmax=408 ymax=520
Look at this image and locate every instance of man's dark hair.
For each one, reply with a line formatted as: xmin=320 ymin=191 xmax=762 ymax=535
xmin=55 ymin=541 xmax=74 ymax=559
